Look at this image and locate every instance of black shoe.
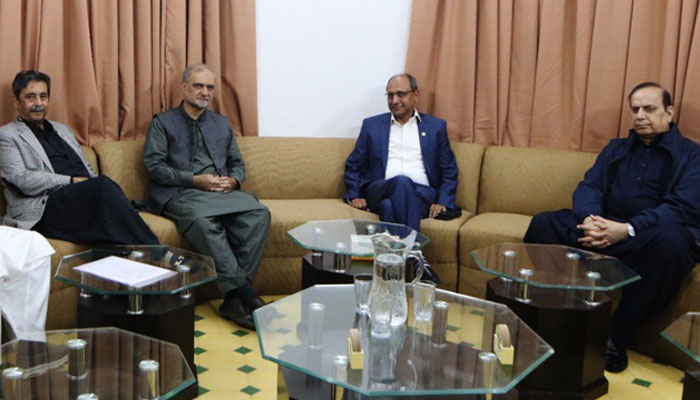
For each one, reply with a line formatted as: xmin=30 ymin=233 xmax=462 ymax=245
xmin=248 ymin=295 xmax=266 ymax=312
xmin=219 ymin=297 xmax=255 ymax=330
xmin=605 ymin=337 xmax=628 ymax=373
xmin=415 ymin=251 xmax=441 ymax=285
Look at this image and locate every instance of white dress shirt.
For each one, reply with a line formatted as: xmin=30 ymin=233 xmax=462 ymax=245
xmin=385 ymin=110 xmax=430 ymax=186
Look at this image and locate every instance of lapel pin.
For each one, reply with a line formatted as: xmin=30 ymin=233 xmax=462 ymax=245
xmin=421 ymin=132 xmax=426 ymax=136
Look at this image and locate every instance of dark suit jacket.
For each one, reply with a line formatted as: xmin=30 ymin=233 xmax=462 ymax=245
xmin=344 ymin=112 xmax=458 ymax=208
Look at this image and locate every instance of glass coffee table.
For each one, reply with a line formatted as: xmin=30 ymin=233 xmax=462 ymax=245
xmin=255 ymin=284 xmax=553 ymax=399
xmin=0 ymin=327 xmax=194 ymax=400
xmin=56 ymin=245 xmax=216 ymax=399
xmin=472 ymin=243 xmax=641 ymax=400
xmin=661 ymin=312 xmax=700 ymax=400
xmin=287 ymin=220 xmax=430 ymax=289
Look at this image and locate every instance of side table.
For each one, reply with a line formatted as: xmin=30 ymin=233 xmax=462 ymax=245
xmin=472 ymin=243 xmax=640 ymax=400
xmin=55 ymin=245 xmax=217 ymax=399
xmin=661 ymin=312 xmax=700 ymax=400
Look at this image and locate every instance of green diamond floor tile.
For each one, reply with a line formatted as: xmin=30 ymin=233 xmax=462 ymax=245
xmin=196 ymin=365 xmax=209 ymax=374
xmin=194 ymin=347 xmax=207 ymax=355
xmin=238 ymin=364 xmax=256 ymax=374
xmin=232 ymin=329 xmax=250 ymax=337
xmin=276 ymin=327 xmax=292 ymax=334
xmin=470 ymin=309 xmax=485 ymax=316
xmin=198 ymin=386 xmax=210 ymax=395
xmin=459 ymin=341 xmax=475 ymax=348
xmin=234 ymin=346 xmax=253 ymax=355
xmin=632 ymin=378 xmax=652 ymax=388
xmin=240 ymin=385 xmax=261 ymax=395
xmin=194 ymin=314 xmax=205 ymax=322
xmin=651 ymin=358 xmax=669 ymax=365
xmin=446 ymin=325 xmax=460 ymax=332
xmin=194 ymin=330 xmax=206 ymax=338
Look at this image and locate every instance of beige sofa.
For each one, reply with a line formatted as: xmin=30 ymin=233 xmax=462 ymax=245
xmin=1 ymin=137 xmax=697 ymax=368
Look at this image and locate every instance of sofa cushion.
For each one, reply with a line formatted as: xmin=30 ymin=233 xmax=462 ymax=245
xmin=138 ymin=211 xmax=189 ymax=249
xmin=421 ymin=211 xmax=472 ymax=264
xmin=261 ymin=199 xmax=359 ymax=257
xmin=478 ymin=146 xmax=596 ymax=215
xmin=450 ymin=142 xmax=485 ymax=215
xmin=238 ymin=137 xmax=356 ymax=199
xmin=458 ymin=212 xmax=532 ymax=268
xmin=93 ymin=139 xmax=148 ymax=201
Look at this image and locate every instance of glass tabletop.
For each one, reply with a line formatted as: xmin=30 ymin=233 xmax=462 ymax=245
xmin=0 ymin=327 xmax=194 ymax=400
xmin=661 ymin=312 xmax=700 ymax=364
xmin=55 ymin=245 xmax=216 ymax=295
xmin=471 ymin=243 xmax=640 ymax=291
xmin=254 ymin=285 xmax=553 ymax=397
xmin=287 ymin=219 xmax=430 ymax=257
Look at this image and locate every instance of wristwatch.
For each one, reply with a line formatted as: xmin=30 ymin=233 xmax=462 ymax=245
xmin=626 ymin=223 xmax=636 ymax=238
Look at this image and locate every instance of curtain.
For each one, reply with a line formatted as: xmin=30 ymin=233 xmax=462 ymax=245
xmin=0 ymin=0 xmax=257 ymax=145
xmin=406 ymin=0 xmax=700 ymax=152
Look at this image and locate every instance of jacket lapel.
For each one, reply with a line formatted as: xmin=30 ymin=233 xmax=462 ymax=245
xmin=15 ymin=120 xmax=54 ymax=172
xmin=417 ymin=114 xmax=432 ymax=176
xmin=380 ymin=113 xmax=391 ymax=173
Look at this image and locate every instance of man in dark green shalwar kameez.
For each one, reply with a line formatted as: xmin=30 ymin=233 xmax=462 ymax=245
xmin=144 ymin=64 xmax=270 ymax=330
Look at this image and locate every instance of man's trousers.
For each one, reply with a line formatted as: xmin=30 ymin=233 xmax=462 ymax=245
xmin=524 ymin=209 xmax=700 ymax=348
xmin=33 ymin=176 xmax=159 ymax=245
xmin=0 ymin=227 xmax=53 ymax=341
xmin=363 ymin=175 xmax=436 ymax=232
xmin=181 ymin=208 xmax=271 ymax=295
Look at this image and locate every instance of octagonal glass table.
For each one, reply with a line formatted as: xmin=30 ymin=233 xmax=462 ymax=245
xmin=255 ymin=284 xmax=553 ymax=399
xmin=472 ymin=243 xmax=641 ymax=400
xmin=56 ymin=245 xmax=216 ymax=399
xmin=0 ymin=327 xmax=194 ymax=400
xmin=287 ymin=219 xmax=431 ymax=290
xmin=661 ymin=312 xmax=700 ymax=400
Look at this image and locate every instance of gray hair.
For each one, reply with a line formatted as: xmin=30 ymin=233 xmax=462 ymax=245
xmin=182 ymin=63 xmax=214 ymax=83
xmin=386 ymin=73 xmax=418 ymax=92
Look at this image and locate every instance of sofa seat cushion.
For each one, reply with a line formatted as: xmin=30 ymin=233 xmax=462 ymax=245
xmin=261 ymin=199 xmax=361 ymax=258
xmin=458 ymin=212 xmax=532 ymax=268
xmin=421 ymin=211 xmax=472 ymax=264
xmin=138 ymin=211 xmax=189 ymax=249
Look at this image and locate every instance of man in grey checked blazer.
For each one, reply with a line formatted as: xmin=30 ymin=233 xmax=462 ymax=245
xmin=0 ymin=70 xmax=158 ymax=245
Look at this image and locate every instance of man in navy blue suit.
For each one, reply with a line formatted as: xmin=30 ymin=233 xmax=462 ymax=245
xmin=344 ymin=73 xmax=458 ymax=233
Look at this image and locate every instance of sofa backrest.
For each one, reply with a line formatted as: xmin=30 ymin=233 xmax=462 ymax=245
xmin=451 ymin=142 xmax=485 ymax=215
xmin=93 ymin=139 xmax=148 ymax=201
xmin=237 ymin=137 xmax=356 ymax=199
xmin=0 ymin=145 xmax=98 ymax=215
xmin=478 ymin=146 xmax=597 ymax=215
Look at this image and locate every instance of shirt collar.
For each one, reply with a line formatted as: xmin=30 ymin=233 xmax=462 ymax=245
xmin=18 ymin=117 xmax=53 ymax=134
xmin=390 ymin=109 xmax=421 ymax=125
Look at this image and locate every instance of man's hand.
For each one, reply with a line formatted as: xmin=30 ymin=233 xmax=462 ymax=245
xmin=194 ymin=174 xmax=239 ymax=192
xmin=349 ymin=198 xmax=368 ymax=210
xmin=72 ymin=176 xmax=88 ymax=184
xmin=217 ymin=177 xmax=239 ymax=192
xmin=576 ymin=215 xmax=629 ymax=249
xmin=429 ymin=203 xmax=447 ymax=218
xmin=193 ymin=174 xmax=225 ymax=192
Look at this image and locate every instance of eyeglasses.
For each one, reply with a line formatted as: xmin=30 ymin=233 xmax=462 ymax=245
xmin=385 ymin=91 xmax=414 ymax=100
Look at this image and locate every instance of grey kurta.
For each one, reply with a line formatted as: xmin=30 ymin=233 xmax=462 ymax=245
xmin=162 ymin=126 xmax=265 ymax=232
xmin=144 ymin=107 xmax=270 ymax=293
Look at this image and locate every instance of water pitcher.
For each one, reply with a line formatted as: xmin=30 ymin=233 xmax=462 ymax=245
xmin=369 ymin=234 xmax=424 ymax=336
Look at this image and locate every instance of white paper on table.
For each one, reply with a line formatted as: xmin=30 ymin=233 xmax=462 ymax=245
xmin=74 ymin=256 xmax=177 ymax=288
xmin=350 ymin=234 xmax=402 ymax=255
xmin=351 ymin=234 xmax=375 ymax=255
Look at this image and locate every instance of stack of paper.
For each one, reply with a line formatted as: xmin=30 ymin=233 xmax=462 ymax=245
xmin=74 ymin=256 xmax=177 ymax=288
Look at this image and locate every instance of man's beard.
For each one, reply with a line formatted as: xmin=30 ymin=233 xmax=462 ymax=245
xmin=189 ymin=98 xmax=209 ymax=110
